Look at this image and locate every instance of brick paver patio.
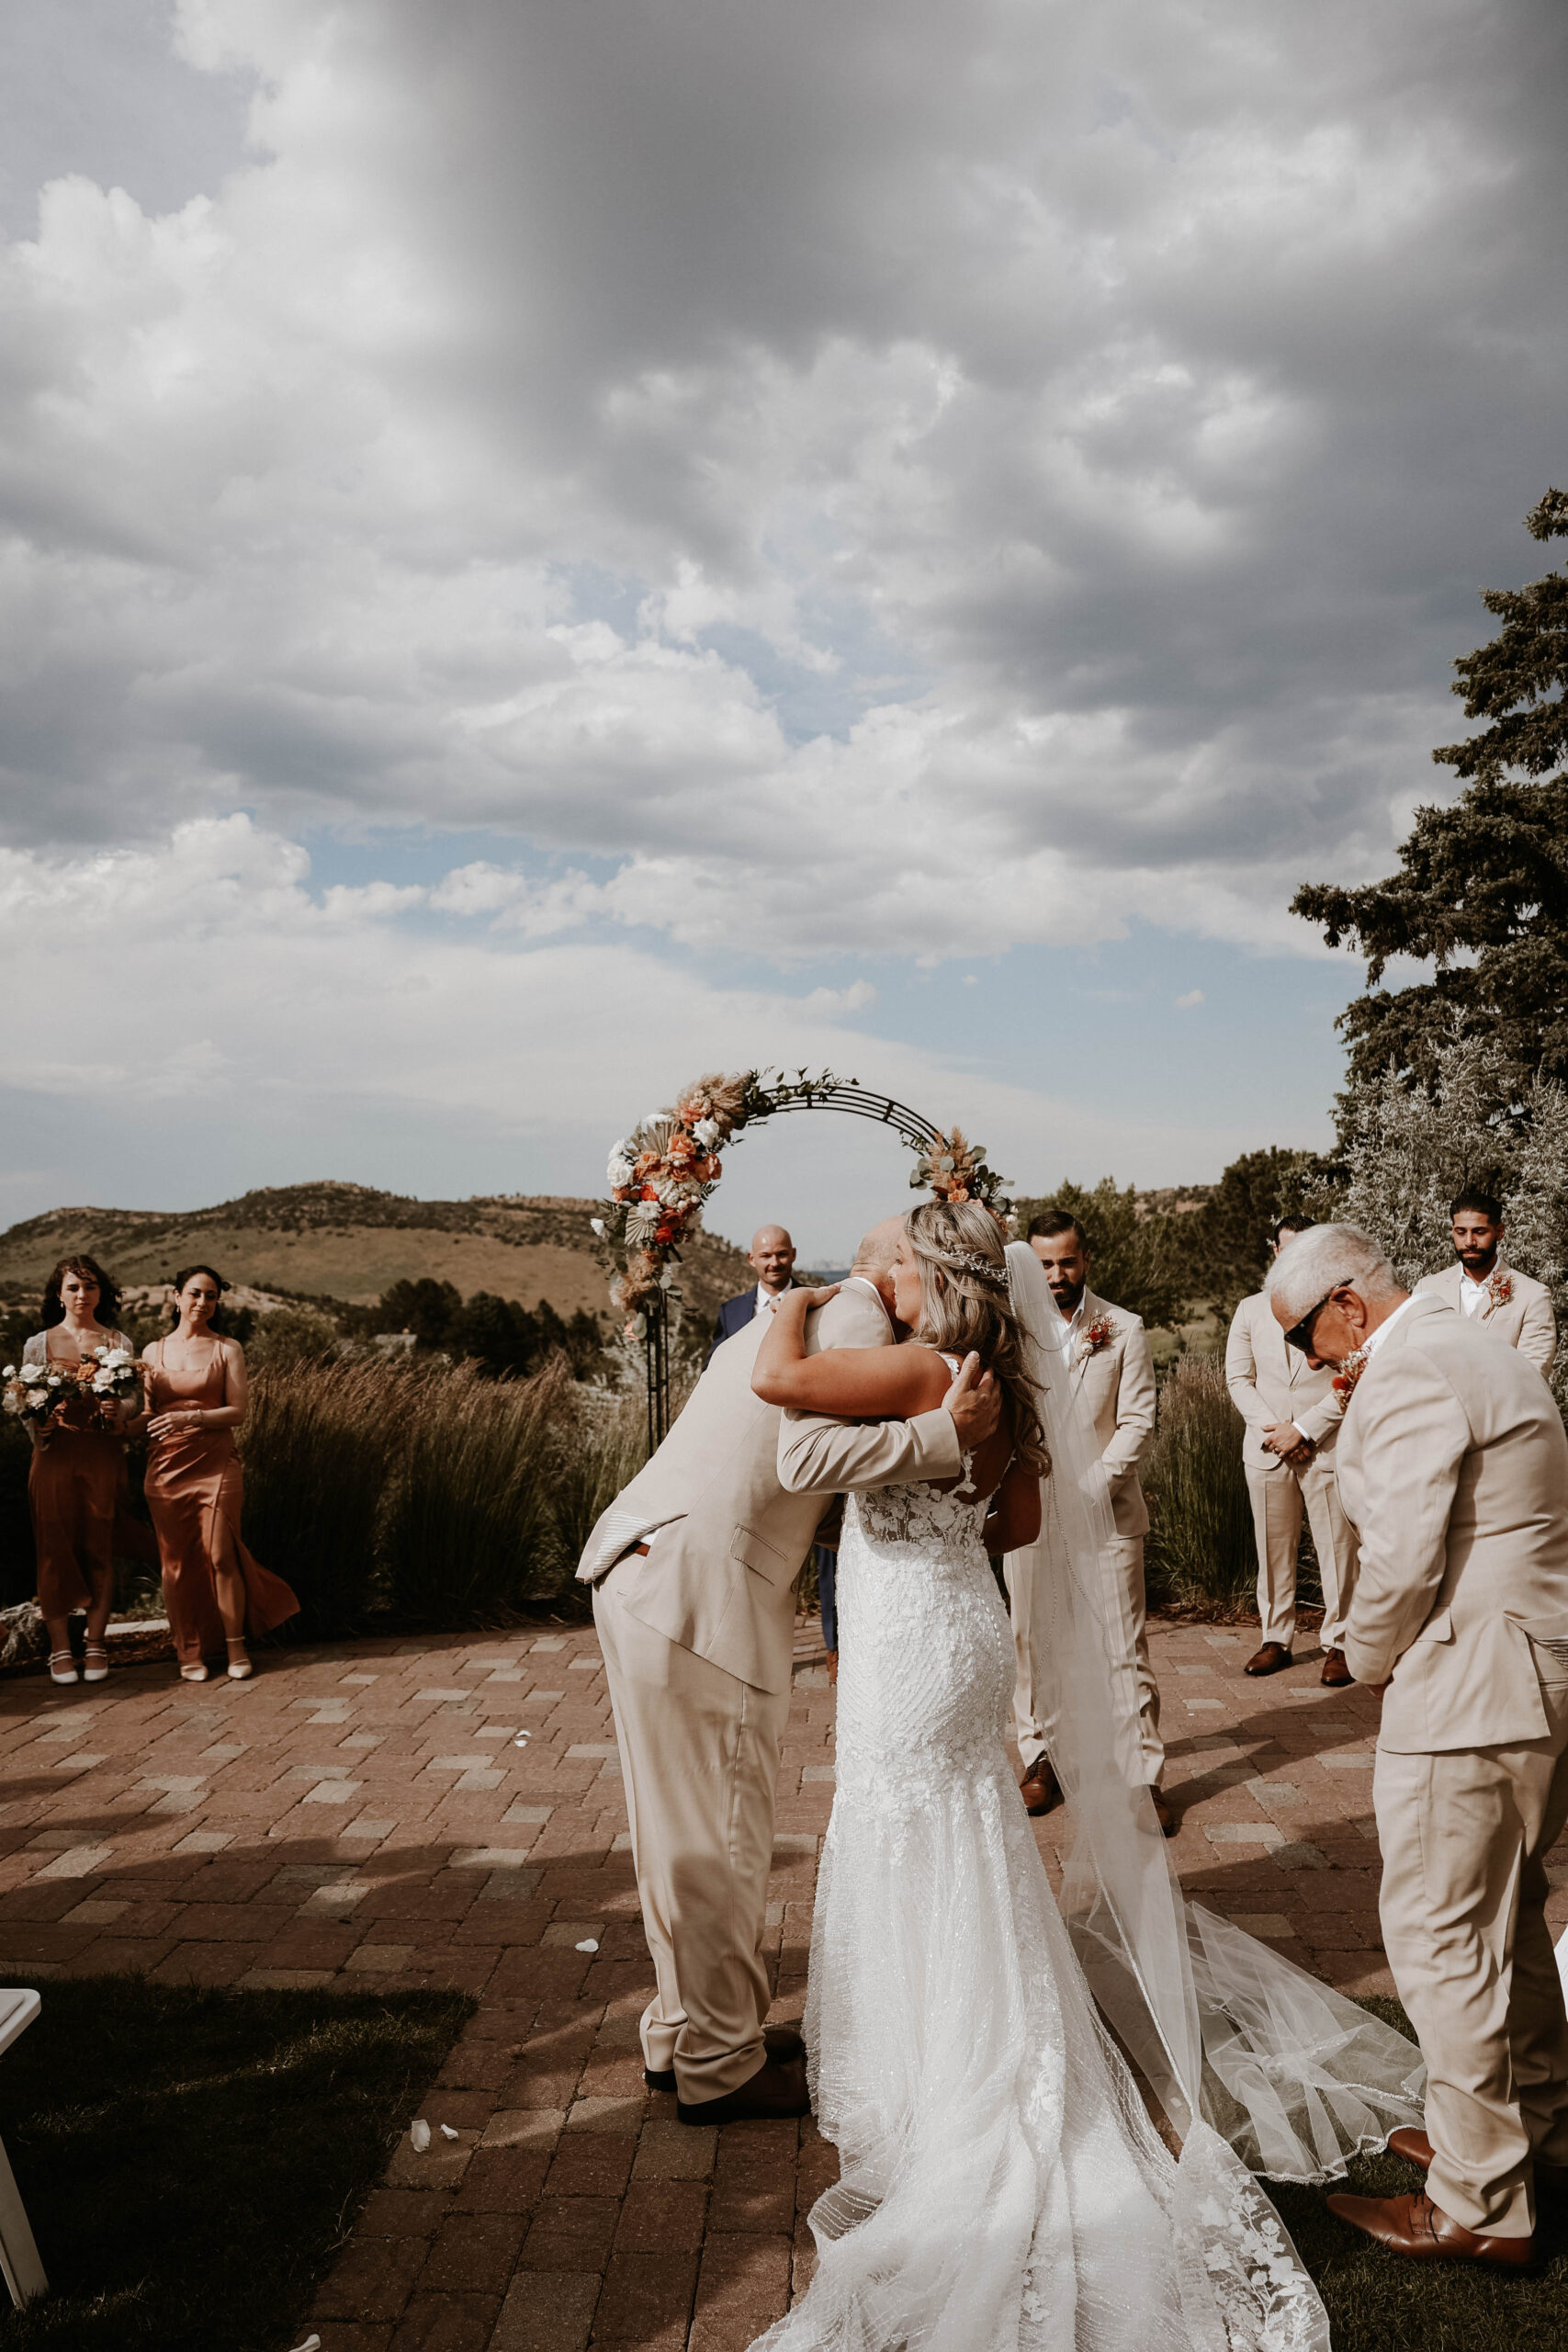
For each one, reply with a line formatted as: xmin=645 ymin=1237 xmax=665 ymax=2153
xmin=3 ymin=1615 xmax=1562 ymax=2349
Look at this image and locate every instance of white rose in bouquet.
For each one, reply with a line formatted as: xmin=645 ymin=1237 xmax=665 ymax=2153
xmin=693 ymin=1118 xmax=721 ymax=1150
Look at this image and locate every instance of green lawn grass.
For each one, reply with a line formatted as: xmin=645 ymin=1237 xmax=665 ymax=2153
xmin=1271 ymin=1998 xmax=1568 ymax=2352
xmin=0 ymin=1974 xmax=474 ymax=2352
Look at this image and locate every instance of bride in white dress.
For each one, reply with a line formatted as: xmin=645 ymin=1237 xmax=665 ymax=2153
xmin=750 ymin=1201 xmax=1427 ymax=2352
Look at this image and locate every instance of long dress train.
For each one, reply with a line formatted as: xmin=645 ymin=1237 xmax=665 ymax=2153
xmin=143 ymin=1343 xmax=299 ymax=1666
xmin=753 ymin=1475 xmax=1326 ymax=2352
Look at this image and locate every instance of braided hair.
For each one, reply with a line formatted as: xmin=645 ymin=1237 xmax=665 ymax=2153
xmin=903 ymin=1201 xmax=1047 ymax=1477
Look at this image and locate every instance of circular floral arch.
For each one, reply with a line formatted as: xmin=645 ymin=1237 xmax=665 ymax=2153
xmin=592 ymin=1068 xmax=1010 ymax=1443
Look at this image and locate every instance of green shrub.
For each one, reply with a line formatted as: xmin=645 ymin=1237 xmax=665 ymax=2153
xmin=1143 ymin=1355 xmax=1256 ymax=1612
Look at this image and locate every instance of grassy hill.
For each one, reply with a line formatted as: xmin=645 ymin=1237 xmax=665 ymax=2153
xmin=0 ymin=1180 xmax=755 ymax=1334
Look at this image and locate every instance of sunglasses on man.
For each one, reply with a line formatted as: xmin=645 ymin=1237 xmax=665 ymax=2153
xmin=1283 ymin=1284 xmax=1348 ymax=1356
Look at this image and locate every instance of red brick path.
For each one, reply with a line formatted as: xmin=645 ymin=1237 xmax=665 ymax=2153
xmin=3 ymin=1617 xmax=1561 ymax=2349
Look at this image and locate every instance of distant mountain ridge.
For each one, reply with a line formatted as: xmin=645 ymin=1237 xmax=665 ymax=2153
xmin=0 ymin=1179 xmax=755 ymax=1329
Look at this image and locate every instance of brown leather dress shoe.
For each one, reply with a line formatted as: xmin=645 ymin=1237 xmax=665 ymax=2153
xmin=1147 ymin=1787 xmax=1177 ymax=1838
xmin=1244 ymin=1642 xmax=1292 ymax=1676
xmin=649 ymin=2022 xmax=806 ymax=2096
xmin=1325 ymin=2188 xmax=1532 ymax=2268
xmin=1019 ymin=1754 xmax=1060 ymax=1815
xmin=677 ymin=2051 xmax=810 ymax=2126
xmin=1319 ymin=1647 xmax=1353 ymax=1687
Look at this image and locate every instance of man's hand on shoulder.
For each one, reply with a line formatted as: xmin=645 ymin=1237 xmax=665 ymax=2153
xmin=945 ymin=1353 xmax=1000 ymax=1448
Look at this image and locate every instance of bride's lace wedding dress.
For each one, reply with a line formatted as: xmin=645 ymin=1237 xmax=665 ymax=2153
xmin=752 ymin=1469 xmax=1327 ymax=2352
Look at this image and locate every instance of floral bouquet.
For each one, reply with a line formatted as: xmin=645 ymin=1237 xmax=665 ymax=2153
xmin=2 ymin=1346 xmax=142 ymax=1435
xmin=592 ymin=1070 xmax=764 ymax=1330
xmin=910 ymin=1125 xmax=1010 ymax=1217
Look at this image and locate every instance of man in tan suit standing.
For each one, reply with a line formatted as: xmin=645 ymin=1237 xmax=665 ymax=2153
xmin=1415 ymin=1187 xmax=1558 ymax=1378
xmin=579 ymin=1219 xmax=998 ymax=2126
xmin=1226 ymin=1216 xmax=1359 ymax=1686
xmin=1005 ymin=1211 xmax=1166 ymax=1830
xmin=1268 ymin=1223 xmax=1568 ymax=2268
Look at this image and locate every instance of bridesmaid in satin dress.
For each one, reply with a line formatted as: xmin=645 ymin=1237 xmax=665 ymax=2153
xmin=23 ymin=1256 xmax=141 ymax=1687
xmin=141 ymin=1265 xmax=299 ymax=1683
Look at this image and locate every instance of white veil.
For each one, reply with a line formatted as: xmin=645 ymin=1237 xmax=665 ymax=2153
xmin=1004 ymin=1239 xmax=1427 ymax=2184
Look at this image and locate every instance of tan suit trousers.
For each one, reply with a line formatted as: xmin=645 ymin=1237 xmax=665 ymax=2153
xmin=1006 ymin=1532 xmax=1163 ymax=1787
xmin=1374 ymin=1677 xmax=1568 ymax=2236
xmin=594 ymin=1566 xmax=789 ymax=2103
xmin=1246 ymin=1451 xmax=1359 ymax=1652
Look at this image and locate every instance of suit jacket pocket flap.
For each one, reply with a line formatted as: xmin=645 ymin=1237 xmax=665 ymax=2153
xmin=1413 ymin=1606 xmax=1454 ymax=1645
xmin=731 ymin=1525 xmax=797 ymax=1588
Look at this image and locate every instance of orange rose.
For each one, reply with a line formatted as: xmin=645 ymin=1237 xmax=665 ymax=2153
xmin=666 ymin=1133 xmax=696 ymax=1161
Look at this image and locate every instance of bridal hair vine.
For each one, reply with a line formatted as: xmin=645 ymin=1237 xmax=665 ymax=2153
xmin=935 ymin=1249 xmax=1010 ymax=1293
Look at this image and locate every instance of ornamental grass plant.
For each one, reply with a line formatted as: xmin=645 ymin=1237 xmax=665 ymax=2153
xmin=1143 ymin=1354 xmax=1258 ymax=1613
xmin=239 ymin=1354 xmax=412 ymax=1634
xmin=372 ymin=1356 xmax=568 ymax=1627
xmin=235 ymin=1352 xmax=641 ymax=1631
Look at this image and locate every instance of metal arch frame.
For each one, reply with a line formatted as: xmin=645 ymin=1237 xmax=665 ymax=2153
xmin=640 ymin=1080 xmax=944 ymax=1450
xmin=756 ymin=1081 xmax=944 ymax=1155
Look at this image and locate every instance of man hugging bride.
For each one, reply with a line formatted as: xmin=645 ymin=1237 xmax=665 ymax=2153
xmin=580 ymin=1200 xmax=1427 ymax=2351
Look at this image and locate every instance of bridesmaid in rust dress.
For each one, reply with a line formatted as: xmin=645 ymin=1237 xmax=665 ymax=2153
xmin=141 ymin=1264 xmax=299 ymax=1683
xmin=23 ymin=1256 xmax=141 ymax=1687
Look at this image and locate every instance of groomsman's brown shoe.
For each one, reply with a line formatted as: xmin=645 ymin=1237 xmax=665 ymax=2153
xmin=1147 ymin=1787 xmax=1177 ymax=1838
xmin=1325 ymin=2188 xmax=1533 ymax=2268
xmin=1020 ymin=1754 xmax=1060 ymax=1815
xmin=1244 ymin=1642 xmax=1292 ymax=1676
xmin=677 ymin=2052 xmax=810 ymax=2126
xmin=1319 ymin=1648 xmax=1353 ymax=1687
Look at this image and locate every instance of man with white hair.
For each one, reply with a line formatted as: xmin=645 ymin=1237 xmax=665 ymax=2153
xmin=1267 ymin=1222 xmax=1568 ymax=2269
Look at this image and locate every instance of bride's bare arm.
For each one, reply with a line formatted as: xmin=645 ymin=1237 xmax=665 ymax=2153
xmin=752 ymin=1287 xmax=953 ymax=1419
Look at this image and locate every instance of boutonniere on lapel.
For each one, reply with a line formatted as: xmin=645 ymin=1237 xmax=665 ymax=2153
xmin=1484 ymin=1270 xmax=1513 ymax=1311
xmin=1331 ymin=1343 xmax=1371 ymax=1403
xmin=1079 ymin=1315 xmax=1116 ymax=1361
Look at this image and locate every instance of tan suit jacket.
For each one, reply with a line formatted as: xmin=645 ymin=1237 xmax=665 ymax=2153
xmin=578 ymin=1284 xmax=960 ymax=1694
xmin=1069 ymin=1288 xmax=1156 ymax=1539
xmin=1337 ymin=1295 xmax=1568 ymax=1751
xmin=1415 ymin=1261 xmax=1558 ymax=1379
xmin=1224 ymin=1290 xmax=1346 ymax=1469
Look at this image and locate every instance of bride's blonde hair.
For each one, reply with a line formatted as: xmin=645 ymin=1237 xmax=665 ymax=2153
xmin=904 ymin=1202 xmax=1047 ymax=1477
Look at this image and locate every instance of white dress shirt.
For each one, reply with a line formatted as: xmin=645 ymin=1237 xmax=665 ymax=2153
xmin=1459 ymin=1269 xmax=1492 ymax=1319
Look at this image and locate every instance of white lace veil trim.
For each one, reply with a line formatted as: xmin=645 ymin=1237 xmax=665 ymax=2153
xmin=1004 ymin=1239 xmax=1426 ymax=2181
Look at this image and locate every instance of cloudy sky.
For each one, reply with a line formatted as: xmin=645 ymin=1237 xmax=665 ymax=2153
xmin=2 ymin=0 xmax=1563 ymax=1261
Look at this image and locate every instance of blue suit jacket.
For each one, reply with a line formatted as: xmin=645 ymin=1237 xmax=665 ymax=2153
xmin=705 ymin=1281 xmax=797 ymax=1366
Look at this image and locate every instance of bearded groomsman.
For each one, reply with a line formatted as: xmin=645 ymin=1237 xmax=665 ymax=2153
xmin=1269 ymin=1224 xmax=1568 ymax=2270
xmin=1006 ymin=1211 xmax=1168 ymax=1831
xmin=1415 ymin=1189 xmax=1557 ymax=1378
xmin=1226 ymin=1216 xmax=1359 ymax=1687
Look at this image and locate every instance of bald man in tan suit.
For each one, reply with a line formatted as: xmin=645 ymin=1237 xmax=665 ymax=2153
xmin=1269 ymin=1225 xmax=1568 ymax=2268
xmin=580 ymin=1250 xmax=997 ymax=2124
